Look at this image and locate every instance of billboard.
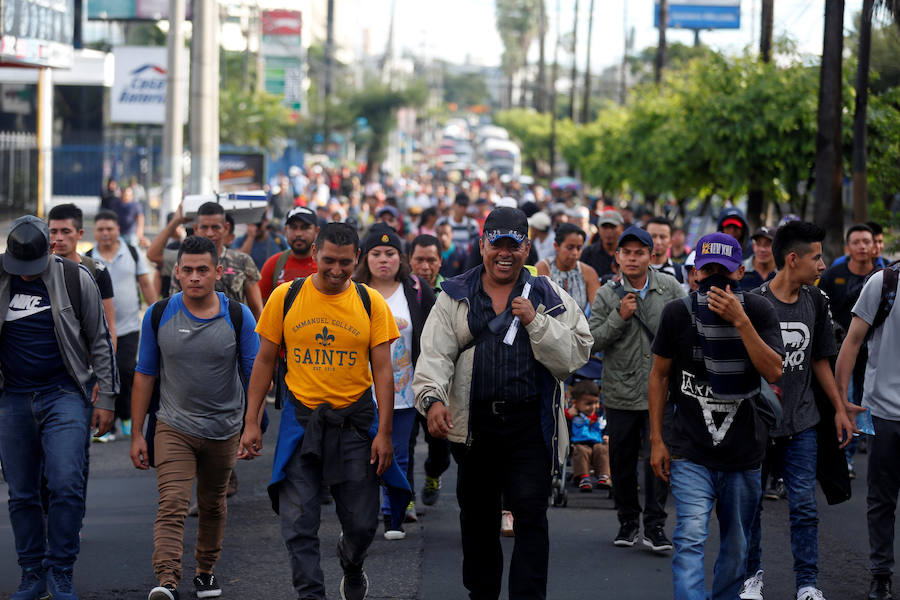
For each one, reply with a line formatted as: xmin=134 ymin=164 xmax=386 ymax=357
xmin=261 ymin=10 xmax=302 ymax=111
xmin=0 ymin=0 xmax=74 ymax=68
xmin=219 ymin=152 xmax=265 ymax=192
xmin=654 ymin=1 xmax=740 ymax=30
xmin=87 ymin=0 xmax=190 ymax=21
xmin=110 ymin=46 xmax=188 ymax=124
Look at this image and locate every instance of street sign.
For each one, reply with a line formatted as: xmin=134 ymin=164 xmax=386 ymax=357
xmin=88 ymin=0 xmax=191 ymax=20
xmin=654 ymin=1 xmax=741 ymax=30
xmin=0 ymin=0 xmax=74 ymax=68
xmin=110 ymin=46 xmax=188 ymax=124
xmin=261 ymin=9 xmax=302 ymax=111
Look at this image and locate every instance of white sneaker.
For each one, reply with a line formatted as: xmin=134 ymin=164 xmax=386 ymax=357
xmin=739 ymin=570 xmax=764 ymax=600
xmin=501 ymin=510 xmax=514 ymax=537
xmin=797 ymin=587 xmax=826 ymax=600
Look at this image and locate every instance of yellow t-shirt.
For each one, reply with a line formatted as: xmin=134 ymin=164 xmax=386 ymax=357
xmin=257 ymin=278 xmax=399 ymax=409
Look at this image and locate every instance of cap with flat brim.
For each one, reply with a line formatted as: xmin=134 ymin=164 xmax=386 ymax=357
xmin=485 ymin=230 xmax=527 ymax=245
xmin=285 ymin=206 xmax=318 ymax=227
xmin=3 ymin=216 xmax=50 ymax=276
xmin=693 ymin=233 xmax=742 ymax=273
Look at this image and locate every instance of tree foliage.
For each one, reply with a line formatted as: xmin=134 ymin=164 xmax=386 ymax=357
xmin=218 ymin=88 xmax=293 ymax=154
xmin=443 ymin=71 xmax=492 ymax=109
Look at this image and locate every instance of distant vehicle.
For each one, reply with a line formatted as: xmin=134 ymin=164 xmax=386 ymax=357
xmin=482 ymin=138 xmax=521 ymax=177
xmin=445 ymin=118 xmax=470 ymax=138
xmin=475 ymin=125 xmax=509 ymax=147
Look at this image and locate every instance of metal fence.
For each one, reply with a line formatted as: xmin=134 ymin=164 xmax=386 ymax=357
xmin=0 ymin=132 xmax=38 ymax=218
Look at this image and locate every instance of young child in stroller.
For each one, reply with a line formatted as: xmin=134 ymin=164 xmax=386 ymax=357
xmin=566 ymin=380 xmax=610 ymax=492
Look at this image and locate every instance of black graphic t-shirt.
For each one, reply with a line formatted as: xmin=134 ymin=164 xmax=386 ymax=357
xmin=754 ymin=285 xmax=837 ymax=437
xmin=0 ymin=277 xmax=69 ymax=391
xmin=652 ymin=293 xmax=784 ymax=471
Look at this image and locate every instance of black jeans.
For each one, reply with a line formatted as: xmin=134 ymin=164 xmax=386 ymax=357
xmin=605 ymin=407 xmax=668 ymax=529
xmin=451 ymin=412 xmax=551 ymax=600
xmin=868 ymin=416 xmax=900 ymax=577
xmin=408 ymin=413 xmax=452 ymax=496
xmin=115 ymin=331 xmax=140 ymax=421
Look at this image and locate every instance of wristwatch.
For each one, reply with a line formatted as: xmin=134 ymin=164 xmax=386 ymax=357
xmin=422 ymin=396 xmax=446 ymax=413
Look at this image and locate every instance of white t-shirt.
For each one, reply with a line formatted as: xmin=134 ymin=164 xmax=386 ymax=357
xmin=384 ymin=285 xmax=416 ymax=410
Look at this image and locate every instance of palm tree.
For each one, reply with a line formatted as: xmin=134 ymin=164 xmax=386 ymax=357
xmin=851 ymin=0 xmax=900 ymax=221
xmin=568 ymin=0 xmax=579 ymax=119
xmin=814 ymin=0 xmax=846 ymax=262
xmin=536 ymin=0 xmax=547 ymax=112
xmin=496 ymin=0 xmax=541 ymax=109
xmin=580 ymin=0 xmax=595 ymax=123
xmin=655 ymin=0 xmax=667 ymax=84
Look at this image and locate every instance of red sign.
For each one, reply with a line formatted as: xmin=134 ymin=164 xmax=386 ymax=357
xmin=262 ymin=10 xmax=302 ymax=37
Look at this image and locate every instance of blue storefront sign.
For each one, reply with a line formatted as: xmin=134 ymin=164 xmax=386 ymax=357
xmin=654 ymin=1 xmax=741 ymax=30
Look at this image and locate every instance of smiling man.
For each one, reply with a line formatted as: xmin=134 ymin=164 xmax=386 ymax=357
xmin=130 ymin=236 xmax=259 ymax=600
xmin=239 ymin=222 xmax=399 ymax=600
xmin=413 ymin=207 xmax=592 ymax=599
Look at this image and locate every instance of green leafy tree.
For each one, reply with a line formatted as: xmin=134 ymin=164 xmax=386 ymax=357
xmin=442 ymin=71 xmax=492 ymax=109
xmin=218 ymin=88 xmax=293 ymax=154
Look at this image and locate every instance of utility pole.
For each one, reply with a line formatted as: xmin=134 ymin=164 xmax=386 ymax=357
xmin=760 ymin=0 xmax=774 ymax=63
xmin=162 ymin=0 xmax=186 ymax=214
xmin=655 ymin=0 xmax=667 ymax=85
xmin=536 ymin=0 xmax=546 ymax=112
xmin=189 ymin=0 xmax=220 ymax=195
xmin=567 ymin=0 xmax=579 ymax=120
xmin=549 ymin=0 xmax=560 ymax=176
xmin=323 ymin=0 xmax=335 ymax=149
xmin=580 ymin=0 xmax=594 ymax=124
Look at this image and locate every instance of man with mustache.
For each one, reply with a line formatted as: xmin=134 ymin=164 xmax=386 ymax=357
xmin=259 ymin=207 xmax=320 ymax=302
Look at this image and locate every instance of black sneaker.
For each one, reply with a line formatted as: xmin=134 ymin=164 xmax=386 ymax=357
xmin=383 ymin=514 xmax=406 ymax=540
xmin=764 ymin=479 xmax=787 ymax=500
xmin=421 ymin=475 xmax=441 ymax=506
xmin=193 ymin=573 xmax=222 ymax=598
xmin=643 ymin=525 xmax=673 ymax=552
xmin=148 ymin=584 xmax=180 ymax=600
xmin=613 ymin=521 xmax=639 ymax=547
xmin=869 ymin=576 xmax=893 ymax=600
xmin=340 ymin=569 xmax=369 ymax=600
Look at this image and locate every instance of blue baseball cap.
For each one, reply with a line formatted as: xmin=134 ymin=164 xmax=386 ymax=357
xmin=617 ymin=225 xmax=654 ymax=253
xmin=694 ymin=232 xmax=743 ymax=273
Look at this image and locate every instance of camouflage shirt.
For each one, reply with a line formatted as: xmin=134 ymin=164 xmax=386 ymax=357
xmin=168 ymin=246 xmax=260 ymax=303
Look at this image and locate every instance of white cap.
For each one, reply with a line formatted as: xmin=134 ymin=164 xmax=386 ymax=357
xmin=528 ymin=212 xmax=551 ymax=232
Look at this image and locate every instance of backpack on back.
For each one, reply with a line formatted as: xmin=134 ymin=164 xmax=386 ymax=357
xmin=870 ymin=260 xmax=900 ymax=331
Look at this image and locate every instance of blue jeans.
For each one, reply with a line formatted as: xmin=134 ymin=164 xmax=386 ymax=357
xmin=381 ymin=407 xmax=416 ymax=516
xmin=670 ymin=458 xmax=761 ymax=600
xmin=746 ymin=427 xmax=818 ymax=590
xmin=0 ymin=383 xmax=93 ymax=570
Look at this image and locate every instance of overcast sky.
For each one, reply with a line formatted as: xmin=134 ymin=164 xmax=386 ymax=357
xmin=295 ymin=0 xmax=871 ymax=70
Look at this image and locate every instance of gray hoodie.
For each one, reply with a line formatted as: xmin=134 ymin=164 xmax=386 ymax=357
xmin=0 ymin=255 xmax=119 ymax=409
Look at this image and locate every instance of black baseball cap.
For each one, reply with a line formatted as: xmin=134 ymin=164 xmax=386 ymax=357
xmin=751 ymin=226 xmax=774 ymax=241
xmin=617 ymin=225 xmax=654 ymax=252
xmin=3 ymin=215 xmax=50 ymax=276
xmin=482 ymin=207 xmax=529 ymax=246
xmin=285 ymin=206 xmax=318 ymax=227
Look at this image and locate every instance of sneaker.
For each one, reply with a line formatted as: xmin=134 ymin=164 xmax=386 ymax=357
xmin=614 ymin=521 xmax=640 ymax=547
xmin=193 ymin=573 xmax=221 ymax=599
xmin=797 ymin=587 xmax=826 ymax=600
xmin=120 ymin=418 xmax=132 ymax=437
xmin=642 ymin=524 xmax=673 ymax=552
xmin=11 ymin=566 xmax=45 ymax=600
xmin=383 ymin=514 xmax=406 ymax=540
xmin=340 ymin=569 xmax=368 ymax=600
xmin=848 ymin=462 xmax=857 ymax=480
xmin=92 ymin=432 xmax=115 ymax=443
xmin=739 ymin=569 xmax=764 ymax=600
xmin=764 ymin=479 xmax=787 ymax=501
xmin=421 ymin=475 xmax=441 ymax=506
xmin=596 ymin=474 xmax=611 ymax=489
xmin=188 ymin=502 xmax=199 ymax=517
xmin=869 ymin=576 xmax=893 ymax=600
xmin=46 ymin=568 xmax=77 ymax=600
xmin=404 ymin=501 xmax=418 ymax=523
xmin=501 ymin=510 xmax=515 ymax=537
xmin=226 ymin=471 xmax=238 ymax=497
xmin=148 ymin=584 xmax=179 ymax=600
xmin=578 ymin=475 xmax=593 ymax=492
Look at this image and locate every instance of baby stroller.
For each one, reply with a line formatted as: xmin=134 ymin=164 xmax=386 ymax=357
xmin=551 ymin=354 xmax=606 ymax=507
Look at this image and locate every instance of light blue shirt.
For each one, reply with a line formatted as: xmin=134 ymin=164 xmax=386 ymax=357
xmin=91 ymin=239 xmax=150 ymax=335
xmin=624 ymin=275 xmax=651 ymax=299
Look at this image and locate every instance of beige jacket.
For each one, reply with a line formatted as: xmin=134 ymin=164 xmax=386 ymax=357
xmin=412 ymin=271 xmax=592 ymax=464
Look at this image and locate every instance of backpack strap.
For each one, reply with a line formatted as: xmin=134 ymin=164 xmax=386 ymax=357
xmin=355 ymin=281 xmax=372 ymax=318
xmin=150 ymin=298 xmax=171 ymax=336
xmin=61 ymin=258 xmax=83 ymax=322
xmin=79 ymin=255 xmax=98 ymax=278
xmin=872 ymin=261 xmax=900 ymax=331
xmin=272 ymin=249 xmax=292 ymax=291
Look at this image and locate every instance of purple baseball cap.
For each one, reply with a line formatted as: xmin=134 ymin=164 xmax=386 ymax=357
xmin=694 ymin=232 xmax=742 ymax=273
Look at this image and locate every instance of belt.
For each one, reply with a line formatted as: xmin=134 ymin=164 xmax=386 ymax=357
xmin=489 ymin=398 xmax=539 ymax=417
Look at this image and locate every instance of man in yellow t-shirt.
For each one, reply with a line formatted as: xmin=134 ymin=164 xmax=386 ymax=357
xmin=239 ymin=222 xmax=398 ymax=600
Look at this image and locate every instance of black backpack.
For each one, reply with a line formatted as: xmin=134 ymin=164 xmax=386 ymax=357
xmin=869 ymin=260 xmax=900 ymax=331
xmin=143 ymin=297 xmax=244 ymax=467
xmin=273 ymin=277 xmax=371 ymax=409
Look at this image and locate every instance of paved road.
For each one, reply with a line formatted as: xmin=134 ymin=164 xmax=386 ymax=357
xmin=0 ymin=416 xmax=886 ymax=598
